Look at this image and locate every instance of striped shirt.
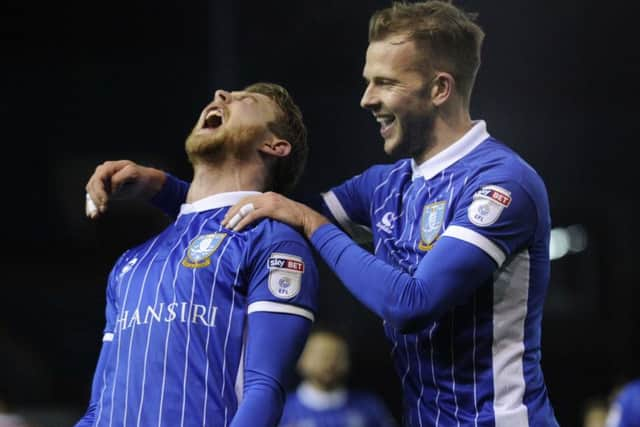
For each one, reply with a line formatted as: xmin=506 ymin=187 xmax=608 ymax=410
xmin=279 ymin=382 xmax=397 ymax=427
xmin=81 ymin=191 xmax=318 ymax=427
xmin=321 ymin=121 xmax=558 ymax=426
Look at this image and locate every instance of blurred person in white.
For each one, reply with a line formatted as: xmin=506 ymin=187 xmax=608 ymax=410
xmin=0 ymin=401 xmax=31 ymax=427
xmin=606 ymin=378 xmax=640 ymax=427
xmin=279 ymin=329 xmax=396 ymax=427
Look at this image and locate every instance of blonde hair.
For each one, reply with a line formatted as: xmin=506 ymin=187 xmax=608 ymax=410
xmin=369 ymin=1 xmax=485 ymax=102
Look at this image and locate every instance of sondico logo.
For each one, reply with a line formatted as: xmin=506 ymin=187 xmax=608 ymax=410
xmin=376 ymin=211 xmax=397 ymax=234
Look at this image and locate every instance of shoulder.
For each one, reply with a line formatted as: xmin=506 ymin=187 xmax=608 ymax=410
xmin=250 ymin=219 xmax=310 ymax=248
xmin=348 ymin=159 xmax=412 ymax=185
xmin=463 ymin=137 xmax=548 ymax=199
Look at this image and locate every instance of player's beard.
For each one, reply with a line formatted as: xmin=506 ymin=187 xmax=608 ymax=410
xmin=185 ymin=124 xmax=266 ymax=165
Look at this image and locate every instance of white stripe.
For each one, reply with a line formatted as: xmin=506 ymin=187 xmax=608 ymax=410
xmin=136 ymin=213 xmax=200 ymax=427
xmin=443 ymin=225 xmax=506 ymax=266
xmin=202 ymin=233 xmax=236 ymax=426
xmin=247 ymin=301 xmax=315 ymax=322
xmin=220 ymin=264 xmax=242 ymax=398
xmin=234 ymin=329 xmax=248 ymax=404
xmin=472 ymin=295 xmax=479 ymax=427
xmin=415 ymin=336 xmax=424 ymax=427
xmin=157 ymin=214 xmax=209 ymax=427
xmin=451 ymin=312 xmax=460 ymax=427
xmin=123 ymin=248 xmax=161 ymax=427
xmin=322 ymin=191 xmax=355 ymax=235
xmin=103 ymin=333 xmax=114 ymax=342
xmin=492 ymin=250 xmax=530 ymax=427
xmin=401 ymin=336 xmax=410 ymax=388
xmin=106 ymin=238 xmax=159 ymax=427
xmin=428 ymin=322 xmax=441 ymax=426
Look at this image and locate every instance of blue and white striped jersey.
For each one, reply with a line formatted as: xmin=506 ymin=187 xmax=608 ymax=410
xmin=80 ymin=191 xmax=319 ymax=427
xmin=279 ymin=382 xmax=396 ymax=427
xmin=321 ymin=121 xmax=558 ymax=426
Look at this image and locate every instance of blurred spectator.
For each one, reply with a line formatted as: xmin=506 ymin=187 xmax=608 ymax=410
xmin=279 ymin=329 xmax=396 ymax=427
xmin=0 ymin=401 xmax=31 ymax=427
xmin=583 ymin=397 xmax=608 ymax=427
xmin=606 ymin=379 xmax=640 ymax=427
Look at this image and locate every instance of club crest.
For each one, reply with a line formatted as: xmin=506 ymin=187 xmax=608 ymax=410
xmin=182 ymin=233 xmax=226 ymax=268
xmin=419 ymin=201 xmax=446 ymax=251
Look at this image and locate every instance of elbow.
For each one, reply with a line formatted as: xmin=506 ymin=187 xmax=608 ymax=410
xmin=383 ymin=303 xmax=433 ymax=334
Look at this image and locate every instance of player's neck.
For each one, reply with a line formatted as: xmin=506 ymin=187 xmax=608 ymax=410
xmin=187 ymin=160 xmax=267 ymax=203
xmin=413 ymin=107 xmax=473 ymax=165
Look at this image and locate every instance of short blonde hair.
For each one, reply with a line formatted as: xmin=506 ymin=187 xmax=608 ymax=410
xmin=369 ymin=1 xmax=485 ymax=102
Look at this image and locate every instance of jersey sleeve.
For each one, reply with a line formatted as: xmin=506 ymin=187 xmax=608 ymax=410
xmin=150 ymin=172 xmax=189 ymax=218
xmin=442 ymin=176 xmax=540 ymax=267
xmin=320 ymin=165 xmax=389 ymax=233
xmin=244 ymin=227 xmax=319 ymax=322
xmin=75 ymin=255 xmax=126 ymax=426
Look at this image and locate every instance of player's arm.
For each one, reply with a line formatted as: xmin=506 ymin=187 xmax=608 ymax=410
xmin=75 ymin=264 xmax=121 ymax=426
xmin=85 ymin=160 xmax=188 ymax=219
xmin=222 ymin=180 xmax=536 ymax=333
xmin=230 ymin=313 xmax=311 ymax=427
xmin=231 ymin=237 xmax=319 ymax=426
xmin=74 ymin=338 xmax=112 ymax=427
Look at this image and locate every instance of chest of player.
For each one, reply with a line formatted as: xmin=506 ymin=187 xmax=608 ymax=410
xmin=370 ymin=174 xmax=463 ymax=259
xmin=113 ymin=223 xmax=249 ymax=319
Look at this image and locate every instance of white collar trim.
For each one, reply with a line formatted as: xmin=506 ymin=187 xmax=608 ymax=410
xmin=297 ymin=381 xmax=348 ymax=410
xmin=178 ymin=191 xmax=261 ymax=216
xmin=411 ymin=120 xmax=490 ymax=181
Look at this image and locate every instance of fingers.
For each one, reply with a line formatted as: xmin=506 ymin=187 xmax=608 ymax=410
xmin=85 ymin=193 xmax=99 ymax=219
xmin=85 ymin=160 xmax=134 ymax=218
xmin=225 ymin=203 xmax=255 ymax=230
xmin=226 ymin=207 xmax=264 ymax=232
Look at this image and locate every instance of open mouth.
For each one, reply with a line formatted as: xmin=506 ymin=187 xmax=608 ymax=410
xmin=375 ymin=114 xmax=395 ymax=135
xmin=203 ymin=108 xmax=224 ymax=129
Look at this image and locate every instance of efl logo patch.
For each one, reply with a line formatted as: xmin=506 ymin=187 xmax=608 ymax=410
xmin=268 ymin=253 xmax=304 ymax=299
xmin=468 ymin=185 xmax=511 ymax=227
xmin=419 ymin=201 xmax=446 ymax=251
xmin=182 ymin=233 xmax=226 ymax=268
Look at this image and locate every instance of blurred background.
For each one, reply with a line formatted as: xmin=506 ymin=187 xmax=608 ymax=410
xmin=1 ymin=0 xmax=638 ymax=426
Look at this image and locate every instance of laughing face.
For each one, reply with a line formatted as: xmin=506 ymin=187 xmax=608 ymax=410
xmin=185 ymin=89 xmax=280 ymax=163
xmin=360 ymin=35 xmax=437 ymax=160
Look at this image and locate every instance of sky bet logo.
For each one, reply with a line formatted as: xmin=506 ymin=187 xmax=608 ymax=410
xmin=477 ymin=187 xmax=512 ymax=207
xmin=268 ymin=257 xmax=305 ymax=272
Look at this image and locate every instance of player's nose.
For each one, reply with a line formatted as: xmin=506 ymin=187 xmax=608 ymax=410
xmin=214 ymin=89 xmax=231 ymax=104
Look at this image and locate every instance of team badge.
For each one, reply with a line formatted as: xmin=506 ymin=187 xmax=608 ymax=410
xmin=268 ymin=253 xmax=304 ymax=299
xmin=182 ymin=233 xmax=226 ymax=268
xmin=419 ymin=201 xmax=446 ymax=250
xmin=468 ymin=185 xmax=511 ymax=227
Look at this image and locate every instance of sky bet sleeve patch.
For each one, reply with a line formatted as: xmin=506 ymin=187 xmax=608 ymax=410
xmin=468 ymin=185 xmax=512 ymax=227
xmin=267 ymin=253 xmax=304 ymax=299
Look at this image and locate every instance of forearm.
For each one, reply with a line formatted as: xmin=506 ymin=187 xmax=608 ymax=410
xmin=310 ymin=224 xmax=495 ymax=331
xmin=230 ymin=311 xmax=311 ymax=426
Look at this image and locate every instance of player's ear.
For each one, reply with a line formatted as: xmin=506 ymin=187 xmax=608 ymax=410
xmin=431 ymin=72 xmax=454 ymax=107
xmin=259 ymin=137 xmax=291 ymax=158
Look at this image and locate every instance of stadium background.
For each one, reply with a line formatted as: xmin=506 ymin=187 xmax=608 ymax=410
xmin=1 ymin=0 xmax=638 ymax=425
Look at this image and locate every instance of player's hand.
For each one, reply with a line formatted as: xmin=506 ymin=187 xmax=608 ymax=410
xmin=221 ymin=192 xmax=329 ymax=238
xmin=85 ymin=160 xmax=166 ymax=219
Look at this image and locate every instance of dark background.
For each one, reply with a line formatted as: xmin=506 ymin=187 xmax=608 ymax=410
xmin=1 ymin=0 xmax=639 ymax=426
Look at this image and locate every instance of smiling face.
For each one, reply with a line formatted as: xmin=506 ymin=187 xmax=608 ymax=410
xmin=185 ymin=89 xmax=281 ymax=164
xmin=360 ymin=35 xmax=437 ymax=159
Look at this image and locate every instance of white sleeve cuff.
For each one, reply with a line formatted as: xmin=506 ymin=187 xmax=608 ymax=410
xmin=442 ymin=225 xmax=506 ymax=266
xmin=247 ymin=301 xmax=315 ymax=322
